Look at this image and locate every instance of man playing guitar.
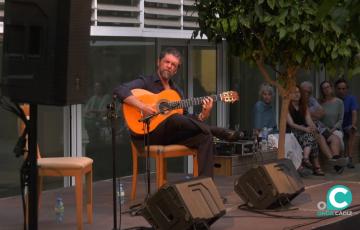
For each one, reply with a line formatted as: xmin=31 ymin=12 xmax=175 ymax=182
xmin=114 ymin=48 xmax=240 ymax=177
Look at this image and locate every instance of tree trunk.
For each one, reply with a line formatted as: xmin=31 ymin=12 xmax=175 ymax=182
xmin=278 ymin=95 xmax=290 ymax=159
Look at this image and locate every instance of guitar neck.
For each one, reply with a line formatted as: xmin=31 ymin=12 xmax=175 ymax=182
xmin=167 ymin=94 xmax=221 ymax=110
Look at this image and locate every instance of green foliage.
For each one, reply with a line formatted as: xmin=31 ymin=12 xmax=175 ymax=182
xmin=318 ymin=0 xmax=360 ymax=37
xmin=193 ymin=0 xmax=360 ymax=77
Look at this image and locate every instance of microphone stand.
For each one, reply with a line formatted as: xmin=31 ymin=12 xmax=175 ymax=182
xmin=129 ymin=106 xmax=177 ymax=216
xmin=28 ymin=104 xmax=38 ymax=230
xmin=107 ymin=96 xmax=119 ymax=230
xmin=138 ymin=111 xmax=164 ymax=199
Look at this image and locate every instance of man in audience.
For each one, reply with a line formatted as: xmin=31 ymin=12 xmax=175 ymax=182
xmin=335 ymin=78 xmax=358 ymax=168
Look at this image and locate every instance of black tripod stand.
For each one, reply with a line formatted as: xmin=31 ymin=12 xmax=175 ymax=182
xmin=107 ymin=96 xmax=121 ymax=230
xmin=136 ymin=105 xmax=179 ymax=201
xmin=108 ymin=98 xmax=173 ymax=230
xmin=138 ymin=112 xmax=161 ymax=199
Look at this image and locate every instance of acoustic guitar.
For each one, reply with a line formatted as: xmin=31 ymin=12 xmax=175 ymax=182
xmin=123 ymin=89 xmax=239 ymax=134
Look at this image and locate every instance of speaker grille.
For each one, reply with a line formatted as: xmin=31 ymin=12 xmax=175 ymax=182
xmin=234 ymin=159 xmax=304 ymax=209
xmin=141 ymin=177 xmax=225 ymax=230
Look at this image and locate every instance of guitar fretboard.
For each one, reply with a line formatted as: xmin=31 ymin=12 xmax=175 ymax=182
xmin=166 ymin=94 xmax=221 ymax=110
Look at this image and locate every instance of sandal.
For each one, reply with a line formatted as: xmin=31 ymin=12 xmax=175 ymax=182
xmin=297 ymin=166 xmax=312 ymax=177
xmin=302 ymin=158 xmax=313 ymax=169
xmin=313 ymin=167 xmax=325 ymax=176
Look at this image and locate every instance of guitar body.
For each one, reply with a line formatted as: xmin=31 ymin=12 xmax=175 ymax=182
xmin=123 ymin=89 xmax=184 ymax=134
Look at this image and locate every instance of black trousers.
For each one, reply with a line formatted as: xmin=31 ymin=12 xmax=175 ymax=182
xmin=133 ymin=114 xmax=215 ymax=177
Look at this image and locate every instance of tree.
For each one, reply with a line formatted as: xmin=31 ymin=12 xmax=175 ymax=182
xmin=318 ymin=0 xmax=360 ymax=41
xmin=193 ymin=0 xmax=360 ymax=158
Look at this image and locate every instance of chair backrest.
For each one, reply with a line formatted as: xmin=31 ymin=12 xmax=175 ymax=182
xmin=19 ymin=104 xmax=41 ymax=159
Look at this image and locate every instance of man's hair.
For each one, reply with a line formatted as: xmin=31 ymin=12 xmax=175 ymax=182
xmin=300 ymin=81 xmax=313 ymax=92
xmin=159 ymin=47 xmax=182 ymax=64
xmin=335 ymin=78 xmax=348 ymax=88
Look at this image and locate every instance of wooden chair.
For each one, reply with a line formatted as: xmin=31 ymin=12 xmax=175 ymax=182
xmin=130 ymin=141 xmax=199 ymax=200
xmin=20 ymin=105 xmax=93 ymax=230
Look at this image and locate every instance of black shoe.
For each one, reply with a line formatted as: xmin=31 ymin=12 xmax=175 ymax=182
xmin=334 ymin=165 xmax=345 ymax=174
xmin=347 ymin=157 xmax=355 ymax=169
xmin=329 ymin=156 xmax=348 ymax=167
xmin=211 ymin=127 xmax=243 ymax=142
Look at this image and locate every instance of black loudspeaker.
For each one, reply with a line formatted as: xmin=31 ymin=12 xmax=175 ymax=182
xmin=234 ymin=159 xmax=304 ymax=209
xmin=141 ymin=177 xmax=226 ymax=230
xmin=1 ymin=0 xmax=91 ymax=105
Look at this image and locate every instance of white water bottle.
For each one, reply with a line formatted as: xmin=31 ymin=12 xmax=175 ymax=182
xmin=261 ymin=127 xmax=268 ymax=151
xmin=54 ymin=197 xmax=64 ymax=223
xmin=117 ymin=182 xmax=125 ymax=205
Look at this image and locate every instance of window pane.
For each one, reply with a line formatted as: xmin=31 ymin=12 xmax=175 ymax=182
xmin=229 ymin=56 xmax=276 ymax=134
xmin=0 ymin=105 xmax=64 ymax=197
xmin=192 ymin=46 xmax=217 ymax=125
xmin=84 ymin=37 xmax=156 ymax=181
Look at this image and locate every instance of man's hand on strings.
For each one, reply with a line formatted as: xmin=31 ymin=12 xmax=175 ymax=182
xmin=199 ymin=97 xmax=213 ymax=121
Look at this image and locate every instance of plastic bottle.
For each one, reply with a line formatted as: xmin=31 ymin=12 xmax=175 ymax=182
xmin=117 ymin=182 xmax=125 ymax=205
xmin=54 ymin=197 xmax=64 ymax=223
xmin=261 ymin=127 xmax=268 ymax=151
xmin=263 ymin=127 xmax=269 ymax=140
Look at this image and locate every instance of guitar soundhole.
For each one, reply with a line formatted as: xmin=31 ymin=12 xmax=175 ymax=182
xmin=158 ymin=102 xmax=172 ymax=114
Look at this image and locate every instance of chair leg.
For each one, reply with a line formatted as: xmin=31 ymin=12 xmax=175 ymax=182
xmin=131 ymin=152 xmax=138 ymax=200
xmin=37 ymin=176 xmax=43 ymax=208
xmin=193 ymin=153 xmax=199 ymax=177
xmin=75 ymin=174 xmax=83 ymax=230
xmin=157 ymin=155 xmax=164 ymax=188
xmin=163 ymin=159 xmax=167 ymax=184
xmin=86 ymin=169 xmax=93 ymax=223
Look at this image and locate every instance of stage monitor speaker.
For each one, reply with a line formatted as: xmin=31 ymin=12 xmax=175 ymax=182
xmin=234 ymin=158 xmax=304 ymax=209
xmin=141 ymin=177 xmax=226 ymax=230
xmin=1 ymin=0 xmax=91 ymax=105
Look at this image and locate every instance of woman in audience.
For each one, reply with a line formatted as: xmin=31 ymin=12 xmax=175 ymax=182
xmin=300 ymin=81 xmax=347 ymax=173
xmin=319 ymin=80 xmax=345 ymax=152
xmin=253 ymin=83 xmax=277 ymax=135
xmin=287 ymin=85 xmax=324 ymax=176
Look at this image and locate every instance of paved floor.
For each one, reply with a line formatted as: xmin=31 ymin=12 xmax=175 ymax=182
xmin=1 ymin=163 xmax=360 ymax=230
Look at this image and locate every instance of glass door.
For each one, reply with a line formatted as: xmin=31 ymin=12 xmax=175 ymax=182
xmin=157 ymin=39 xmax=218 ymax=173
xmin=189 ymin=44 xmax=217 ymax=126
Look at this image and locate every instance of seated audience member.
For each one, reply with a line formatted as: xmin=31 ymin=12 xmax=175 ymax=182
xmin=287 ymin=85 xmax=324 ymax=176
xmin=319 ymin=80 xmax=345 ymax=151
xmin=253 ymin=83 xmax=277 ymax=135
xmin=335 ymin=78 xmax=359 ymax=168
xmin=300 ymin=81 xmax=347 ymax=172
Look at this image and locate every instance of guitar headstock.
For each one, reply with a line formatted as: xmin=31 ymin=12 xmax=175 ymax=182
xmin=220 ymin=91 xmax=239 ymax=103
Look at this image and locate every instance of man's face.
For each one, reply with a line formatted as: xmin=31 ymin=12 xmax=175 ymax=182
xmin=301 ymin=85 xmax=312 ymax=100
xmin=157 ymin=54 xmax=180 ymax=80
xmin=335 ymin=82 xmax=348 ymax=99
